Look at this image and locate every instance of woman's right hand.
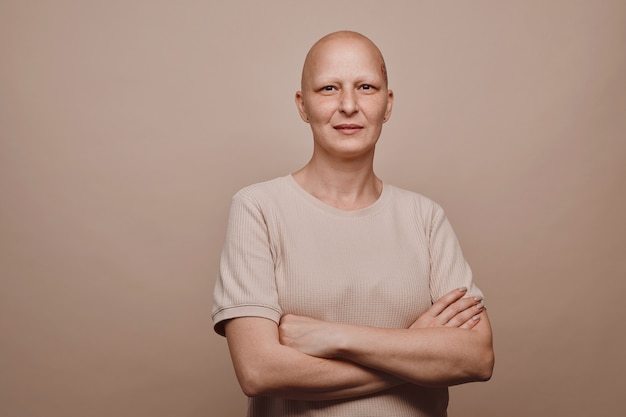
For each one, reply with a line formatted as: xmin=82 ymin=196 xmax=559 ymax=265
xmin=409 ymin=287 xmax=485 ymax=330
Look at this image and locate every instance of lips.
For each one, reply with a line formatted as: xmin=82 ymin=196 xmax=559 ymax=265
xmin=334 ymin=124 xmax=363 ymax=134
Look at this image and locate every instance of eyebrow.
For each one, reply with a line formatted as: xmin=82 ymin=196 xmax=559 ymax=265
xmin=310 ymin=73 xmax=384 ymax=84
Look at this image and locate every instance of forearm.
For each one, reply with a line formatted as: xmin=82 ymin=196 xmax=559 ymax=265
xmin=333 ymin=313 xmax=494 ymax=387
xmin=241 ymin=347 xmax=403 ymax=400
xmin=224 ymin=317 xmax=404 ymax=400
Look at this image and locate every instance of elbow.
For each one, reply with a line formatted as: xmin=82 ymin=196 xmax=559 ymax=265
xmin=240 ymin=380 xmax=265 ymax=398
xmin=473 ymin=347 xmax=495 ymax=382
xmin=236 ymin=362 xmax=279 ymax=398
xmin=475 ymin=363 xmax=493 ymax=382
xmin=468 ymin=326 xmax=495 ymax=382
xmin=238 ymin=367 xmax=268 ymax=398
xmin=456 ymin=344 xmax=494 ymax=384
xmin=239 ymin=378 xmax=260 ymax=398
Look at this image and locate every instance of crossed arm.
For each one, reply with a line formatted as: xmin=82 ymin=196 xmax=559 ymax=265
xmin=224 ymin=287 xmax=494 ymax=401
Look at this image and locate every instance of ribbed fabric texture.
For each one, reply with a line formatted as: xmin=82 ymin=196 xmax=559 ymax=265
xmin=212 ymin=175 xmax=483 ymax=417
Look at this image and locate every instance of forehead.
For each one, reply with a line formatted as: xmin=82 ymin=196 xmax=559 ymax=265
xmin=304 ymin=37 xmax=385 ymax=82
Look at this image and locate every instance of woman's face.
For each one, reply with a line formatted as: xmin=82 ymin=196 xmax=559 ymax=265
xmin=295 ymin=35 xmax=393 ymax=161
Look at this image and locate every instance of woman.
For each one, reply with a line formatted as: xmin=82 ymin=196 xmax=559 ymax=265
xmin=212 ymin=31 xmax=494 ymax=417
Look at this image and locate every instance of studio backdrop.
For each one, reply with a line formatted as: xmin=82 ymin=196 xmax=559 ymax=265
xmin=1 ymin=1 xmax=625 ymax=416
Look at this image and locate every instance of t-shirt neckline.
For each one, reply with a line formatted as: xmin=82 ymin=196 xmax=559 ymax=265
xmin=285 ymin=174 xmax=391 ymax=217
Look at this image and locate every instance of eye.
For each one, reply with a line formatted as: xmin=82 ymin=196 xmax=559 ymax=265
xmin=321 ymin=85 xmax=337 ymax=91
xmin=359 ymin=84 xmax=374 ymax=90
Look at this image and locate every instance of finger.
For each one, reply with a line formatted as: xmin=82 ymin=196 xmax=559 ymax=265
xmin=427 ymin=287 xmax=469 ymax=317
xmin=436 ymin=295 xmax=482 ymax=325
xmin=458 ymin=312 xmax=482 ymax=330
xmin=459 ymin=307 xmax=487 ymax=330
xmin=445 ymin=301 xmax=485 ymax=328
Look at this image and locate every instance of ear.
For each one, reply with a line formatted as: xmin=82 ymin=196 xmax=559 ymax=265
xmin=383 ymin=89 xmax=394 ymax=123
xmin=295 ymin=91 xmax=309 ymax=123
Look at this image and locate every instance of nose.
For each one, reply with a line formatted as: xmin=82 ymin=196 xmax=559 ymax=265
xmin=339 ymin=89 xmax=358 ymax=116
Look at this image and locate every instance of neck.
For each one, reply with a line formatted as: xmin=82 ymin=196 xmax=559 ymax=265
xmin=292 ymin=154 xmax=382 ymax=210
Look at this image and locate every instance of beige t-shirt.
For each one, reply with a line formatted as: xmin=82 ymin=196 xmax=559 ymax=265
xmin=212 ymin=175 xmax=483 ymax=417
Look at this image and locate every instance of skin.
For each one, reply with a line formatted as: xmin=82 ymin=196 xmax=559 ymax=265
xmin=226 ymin=288 xmax=489 ymax=399
xmin=224 ymin=31 xmax=494 ymax=400
xmin=278 ymin=291 xmax=492 ymax=387
xmin=292 ymin=31 xmax=393 ymax=209
xmin=296 ymin=32 xmax=392 ymax=161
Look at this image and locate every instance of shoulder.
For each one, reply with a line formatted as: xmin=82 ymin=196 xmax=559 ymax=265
xmin=226 ymin=176 xmax=297 ymax=224
xmin=386 ymin=184 xmax=445 ymax=217
xmin=232 ymin=175 xmax=291 ymax=204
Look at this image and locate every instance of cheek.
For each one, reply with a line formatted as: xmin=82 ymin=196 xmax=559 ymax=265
xmin=304 ymin=98 xmax=337 ymax=121
xmin=362 ymin=97 xmax=389 ymax=119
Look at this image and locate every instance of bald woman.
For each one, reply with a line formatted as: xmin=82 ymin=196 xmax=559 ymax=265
xmin=212 ymin=31 xmax=494 ymax=417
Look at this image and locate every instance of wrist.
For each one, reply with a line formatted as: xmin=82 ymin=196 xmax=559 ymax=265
xmin=331 ymin=323 xmax=357 ymax=359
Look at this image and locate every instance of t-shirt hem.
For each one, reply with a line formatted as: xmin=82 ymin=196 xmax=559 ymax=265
xmin=212 ymin=304 xmax=283 ymax=336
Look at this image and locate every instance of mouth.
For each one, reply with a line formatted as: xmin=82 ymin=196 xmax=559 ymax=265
xmin=333 ymin=124 xmax=363 ymax=134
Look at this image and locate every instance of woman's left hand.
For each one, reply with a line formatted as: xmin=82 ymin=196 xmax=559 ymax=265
xmin=279 ymin=287 xmax=486 ymax=359
xmin=410 ymin=287 xmax=484 ymax=330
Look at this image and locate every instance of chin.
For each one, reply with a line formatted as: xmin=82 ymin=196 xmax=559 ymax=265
xmin=313 ymin=133 xmax=379 ymax=159
xmin=330 ymin=145 xmax=377 ymax=160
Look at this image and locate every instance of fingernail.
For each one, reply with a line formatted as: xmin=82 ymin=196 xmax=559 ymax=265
xmin=473 ymin=296 xmax=483 ymax=302
xmin=472 ymin=315 xmax=481 ymax=321
xmin=476 ymin=302 xmax=485 ymax=310
xmin=459 ymin=287 xmax=468 ymax=292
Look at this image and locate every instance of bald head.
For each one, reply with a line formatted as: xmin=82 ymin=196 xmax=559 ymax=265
xmin=301 ymin=31 xmax=388 ymax=90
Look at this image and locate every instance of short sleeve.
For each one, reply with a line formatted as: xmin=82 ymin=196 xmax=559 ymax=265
xmin=428 ymin=205 xmax=484 ymax=303
xmin=211 ymin=193 xmax=282 ymax=336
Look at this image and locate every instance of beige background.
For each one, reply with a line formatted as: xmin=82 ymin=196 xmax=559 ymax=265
xmin=1 ymin=1 xmax=625 ymax=416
